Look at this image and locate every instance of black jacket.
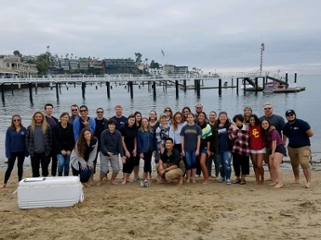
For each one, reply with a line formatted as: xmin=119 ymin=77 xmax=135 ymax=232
xmin=53 ymin=122 xmax=75 ymax=154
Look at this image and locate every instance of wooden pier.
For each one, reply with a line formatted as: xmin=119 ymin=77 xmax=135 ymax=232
xmin=0 ymin=72 xmax=303 ymax=104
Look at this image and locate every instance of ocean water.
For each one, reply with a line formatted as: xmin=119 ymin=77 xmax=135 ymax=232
xmin=0 ymin=74 xmax=320 ymax=161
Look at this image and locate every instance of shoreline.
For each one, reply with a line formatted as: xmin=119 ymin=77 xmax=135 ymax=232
xmin=1 ymin=170 xmax=321 ymax=239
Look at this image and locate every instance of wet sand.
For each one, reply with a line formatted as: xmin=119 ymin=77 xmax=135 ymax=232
xmin=1 ymin=169 xmax=321 ymax=240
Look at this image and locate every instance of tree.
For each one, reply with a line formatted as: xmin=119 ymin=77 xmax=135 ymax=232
xmin=36 ymin=53 xmax=51 ymax=76
xmin=149 ymin=60 xmax=160 ymax=69
xmin=13 ymin=50 xmax=22 ymax=58
xmin=134 ymin=52 xmax=142 ymax=64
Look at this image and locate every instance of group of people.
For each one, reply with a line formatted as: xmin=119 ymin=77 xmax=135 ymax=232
xmin=2 ymin=101 xmax=313 ymax=189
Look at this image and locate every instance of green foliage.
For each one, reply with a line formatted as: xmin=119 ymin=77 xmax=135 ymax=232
xmin=134 ymin=52 xmax=142 ymax=64
xmin=36 ymin=53 xmax=50 ymax=76
xmin=149 ymin=60 xmax=160 ymax=69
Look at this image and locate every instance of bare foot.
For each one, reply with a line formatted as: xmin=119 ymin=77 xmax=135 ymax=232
xmin=84 ymin=183 xmax=91 ymax=187
xmin=269 ymin=182 xmax=277 ymax=186
xmin=254 ymin=181 xmax=260 ymax=185
xmin=267 ymin=178 xmax=273 ymax=181
xmin=88 ymin=181 xmax=94 ymax=186
xmin=274 ymin=183 xmax=283 ymax=189
xmin=127 ymin=178 xmax=133 ymax=183
xmin=259 ymin=180 xmax=264 ymax=185
xmin=291 ymin=180 xmax=300 ymax=184
xmin=1 ymin=184 xmax=6 ymax=188
xmin=192 ymin=179 xmax=196 ymax=184
xmin=121 ymin=180 xmax=126 ymax=185
xmin=96 ymin=182 xmax=103 ymax=186
xmin=202 ymin=179 xmax=209 ymax=184
xmin=185 ymin=179 xmax=190 ymax=183
xmin=111 ymin=181 xmax=118 ymax=185
xmin=305 ymin=182 xmax=311 ymax=189
xmin=177 ymin=178 xmax=183 ymax=186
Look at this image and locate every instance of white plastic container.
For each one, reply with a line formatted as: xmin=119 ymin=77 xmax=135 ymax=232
xmin=14 ymin=176 xmax=84 ymax=209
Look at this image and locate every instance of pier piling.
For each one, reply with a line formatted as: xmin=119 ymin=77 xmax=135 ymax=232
xmin=106 ymin=82 xmax=110 ymax=99
xmin=285 ymin=72 xmax=288 ymax=89
xmin=11 ymin=83 xmax=14 ymax=95
xmin=183 ymin=80 xmax=186 ymax=92
xmin=129 ymin=81 xmax=134 ymax=99
xmin=28 ymin=83 xmax=33 ymax=104
xmin=56 ymin=83 xmax=59 ymax=100
xmin=152 ymin=81 xmax=156 ymax=101
xmin=236 ymin=78 xmax=239 ymax=95
xmin=243 ymin=79 xmax=246 ymax=95
xmin=196 ymin=80 xmax=200 ymax=97
xmin=255 ymin=78 xmax=258 ymax=95
xmin=294 ymin=72 xmax=297 ymax=83
xmin=81 ymin=82 xmax=86 ymax=99
xmin=218 ymin=79 xmax=222 ymax=96
xmin=1 ymin=84 xmax=4 ymax=104
xmin=175 ymin=80 xmax=179 ymax=99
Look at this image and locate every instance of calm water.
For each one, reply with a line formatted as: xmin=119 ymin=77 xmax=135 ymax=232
xmin=0 ymin=75 xmax=320 ymax=158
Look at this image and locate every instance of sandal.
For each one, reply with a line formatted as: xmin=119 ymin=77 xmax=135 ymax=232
xmin=233 ymin=179 xmax=241 ymax=184
xmin=240 ymin=180 xmax=246 ymax=185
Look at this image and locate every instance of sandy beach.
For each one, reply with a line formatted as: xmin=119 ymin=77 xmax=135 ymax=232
xmin=1 ymin=166 xmax=321 ymax=240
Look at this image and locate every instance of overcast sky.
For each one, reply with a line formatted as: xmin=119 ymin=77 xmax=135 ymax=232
xmin=1 ymin=0 xmax=320 ymax=75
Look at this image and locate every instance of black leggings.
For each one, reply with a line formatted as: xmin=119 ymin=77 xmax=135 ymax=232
xmin=142 ymin=150 xmax=153 ymax=173
xmin=123 ymin=148 xmax=135 ymax=174
xmin=31 ymin=152 xmax=50 ymax=177
xmin=232 ymin=153 xmax=250 ymax=176
xmin=4 ymin=152 xmax=25 ymax=184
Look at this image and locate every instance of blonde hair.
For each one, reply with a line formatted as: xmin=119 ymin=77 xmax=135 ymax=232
xmin=30 ymin=111 xmax=48 ymax=133
xmin=140 ymin=117 xmax=152 ymax=133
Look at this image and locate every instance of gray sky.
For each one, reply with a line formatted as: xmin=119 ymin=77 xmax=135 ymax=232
xmin=1 ymin=0 xmax=320 ymax=75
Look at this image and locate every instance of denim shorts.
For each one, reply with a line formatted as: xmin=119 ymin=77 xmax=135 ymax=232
xmin=200 ymin=147 xmax=207 ymax=154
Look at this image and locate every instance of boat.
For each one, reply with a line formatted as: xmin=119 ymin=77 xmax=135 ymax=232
xmin=263 ymin=81 xmax=305 ymax=93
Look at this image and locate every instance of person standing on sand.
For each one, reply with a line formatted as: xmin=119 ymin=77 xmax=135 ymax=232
xmin=119 ymin=114 xmax=137 ymax=184
xmin=53 ymin=112 xmax=74 ymax=176
xmin=207 ymin=111 xmax=219 ymax=179
xmin=156 ymin=138 xmax=185 ymax=185
xmin=196 ymin=112 xmax=212 ymax=184
xmin=73 ymin=105 xmax=96 ymax=141
xmin=229 ymin=114 xmax=250 ymax=185
xmin=70 ymin=128 xmax=98 ymax=187
xmin=2 ymin=115 xmax=27 ymax=188
xmin=248 ymin=114 xmax=266 ymax=184
xmin=261 ymin=119 xmax=286 ymax=189
xmin=44 ymin=103 xmax=59 ymax=176
xmin=98 ymin=118 xmax=125 ymax=185
xmin=25 ymin=111 xmax=52 ymax=177
xmin=181 ymin=113 xmax=201 ymax=183
xmin=283 ymin=109 xmax=314 ymax=188
xmin=137 ymin=117 xmax=157 ymax=182
xmin=211 ymin=111 xmax=233 ymax=185
xmin=260 ymin=102 xmax=286 ymax=181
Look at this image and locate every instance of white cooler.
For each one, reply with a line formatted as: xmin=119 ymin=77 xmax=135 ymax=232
xmin=14 ymin=176 xmax=84 ymax=209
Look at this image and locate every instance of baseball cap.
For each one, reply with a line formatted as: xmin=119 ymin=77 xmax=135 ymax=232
xmin=160 ymin=113 xmax=167 ymax=118
xmin=285 ymin=109 xmax=296 ymax=116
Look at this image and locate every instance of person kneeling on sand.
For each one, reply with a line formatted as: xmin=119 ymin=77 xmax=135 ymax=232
xmin=156 ymin=138 xmax=185 ymax=185
xmin=97 ymin=118 xmax=126 ymax=185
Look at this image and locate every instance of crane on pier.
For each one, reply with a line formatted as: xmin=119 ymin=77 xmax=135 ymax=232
xmin=260 ymin=43 xmax=264 ymax=73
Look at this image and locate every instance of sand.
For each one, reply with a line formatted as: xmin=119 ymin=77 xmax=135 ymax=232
xmin=1 ymin=169 xmax=321 ymax=240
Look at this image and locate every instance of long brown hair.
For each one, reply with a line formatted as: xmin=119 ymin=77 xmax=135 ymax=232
xmin=171 ymin=112 xmax=184 ymax=131
xmin=76 ymin=128 xmax=94 ymax=158
xmin=10 ymin=114 xmax=24 ymax=130
xmin=30 ymin=111 xmax=48 ymax=133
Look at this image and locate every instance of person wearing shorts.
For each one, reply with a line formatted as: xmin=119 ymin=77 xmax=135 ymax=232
xmin=283 ymin=109 xmax=314 ymax=188
xmin=98 ymin=118 xmax=125 ymax=185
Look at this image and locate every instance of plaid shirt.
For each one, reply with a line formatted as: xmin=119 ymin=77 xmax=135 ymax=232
xmin=228 ymin=125 xmax=250 ymax=156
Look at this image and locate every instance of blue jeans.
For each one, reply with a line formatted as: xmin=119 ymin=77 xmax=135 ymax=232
xmin=79 ymin=166 xmax=93 ymax=183
xmin=215 ymin=151 xmax=232 ymax=179
xmin=56 ymin=154 xmax=70 ymax=176
xmin=185 ymin=150 xmax=197 ymax=170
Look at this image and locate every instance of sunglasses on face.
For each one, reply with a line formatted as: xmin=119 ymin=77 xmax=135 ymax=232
xmin=71 ymin=109 xmax=78 ymax=112
xmin=264 ymin=108 xmax=272 ymax=110
xmin=13 ymin=119 xmax=21 ymax=122
xmin=286 ymin=114 xmax=294 ymax=117
xmin=165 ymin=109 xmax=171 ymax=112
xmin=80 ymin=110 xmax=87 ymax=113
xmin=97 ymin=111 xmax=103 ymax=114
